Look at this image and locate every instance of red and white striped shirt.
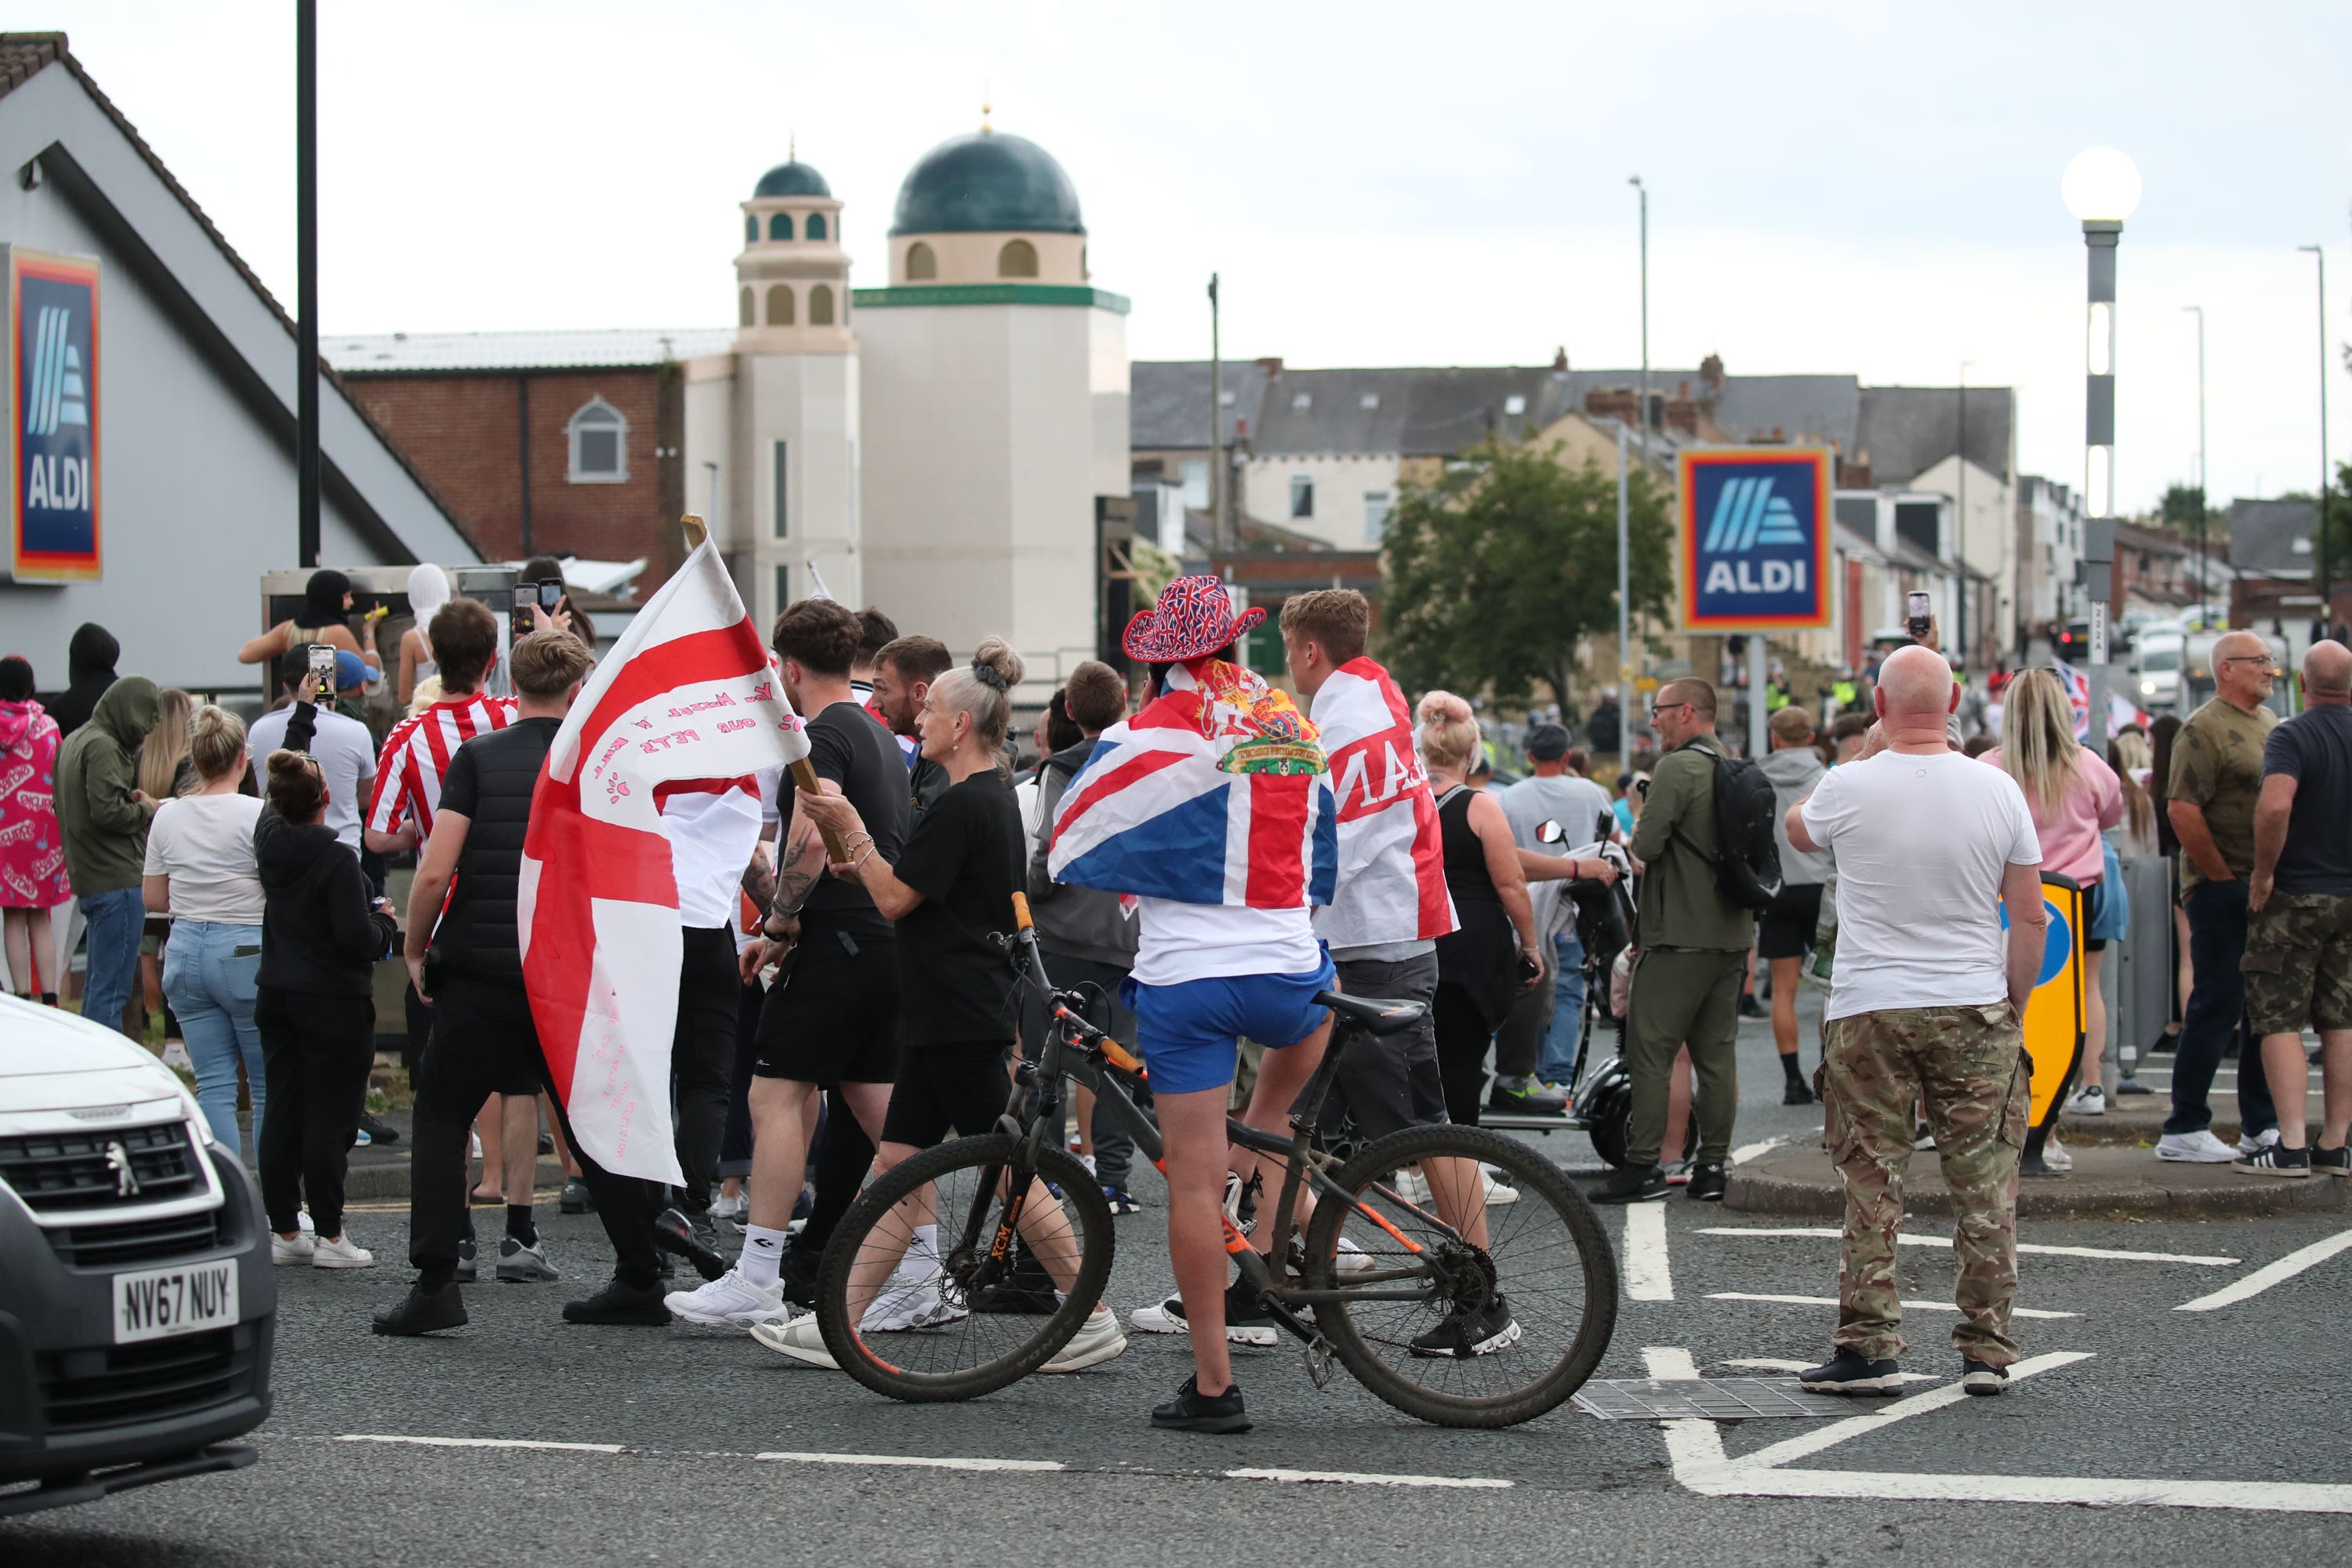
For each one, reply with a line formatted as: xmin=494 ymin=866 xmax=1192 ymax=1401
xmin=366 ymin=692 xmax=520 ymax=843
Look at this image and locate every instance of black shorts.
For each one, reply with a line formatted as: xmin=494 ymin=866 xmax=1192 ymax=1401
xmin=880 ymin=1041 xmax=1014 ymax=1149
xmin=1757 ymin=882 xmax=1825 ymax=962
xmin=752 ymin=924 xmax=900 ymax=1085
xmin=1318 ymin=951 xmax=1447 ymax=1142
xmin=426 ymin=975 xmax=545 ymax=1097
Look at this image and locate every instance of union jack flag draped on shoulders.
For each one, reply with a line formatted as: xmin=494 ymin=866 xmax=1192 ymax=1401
xmin=1048 ymin=659 xmax=1338 ymax=909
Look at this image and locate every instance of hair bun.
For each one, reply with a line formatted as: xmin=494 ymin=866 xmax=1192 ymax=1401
xmin=1417 ymin=690 xmax=1472 ymax=726
xmin=971 ymin=636 xmax=1025 ymax=691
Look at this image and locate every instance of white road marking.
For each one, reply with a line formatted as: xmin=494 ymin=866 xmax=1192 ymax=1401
xmin=1731 ymin=1354 xmax=2092 ymax=1471
xmin=1225 ymin=1468 xmax=1512 ymax=1490
xmin=1640 ymin=1347 xmax=1732 ymax=1476
xmin=1719 ymin=1358 xmax=1940 ymax=1384
xmin=337 ymin=1435 xmax=626 ymax=1454
xmin=756 ymin=1451 xmax=1065 ymax=1472
xmin=1706 ymin=1291 xmax=2078 ymax=1319
xmin=1623 ymin=1203 xmax=1674 ymax=1301
xmin=1695 ymin=1225 xmax=2238 ymax=1266
xmin=2174 ymin=1227 xmax=2352 ymax=1313
xmin=1729 ymin=1137 xmax=1786 ymax=1165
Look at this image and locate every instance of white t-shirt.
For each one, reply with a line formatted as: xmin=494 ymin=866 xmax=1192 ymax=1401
xmin=141 ymin=794 xmax=267 ymax=924
xmin=1798 ymin=749 xmax=2042 ymax=1022
xmin=247 ymin=704 xmax=377 ymax=853
xmin=1498 ymin=773 xmax=1615 ymax=941
xmin=1131 ymin=897 xmax=1323 ymax=987
xmin=659 ymin=767 xmax=782 ymax=930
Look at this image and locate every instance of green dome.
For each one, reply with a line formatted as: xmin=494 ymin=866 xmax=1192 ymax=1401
xmin=889 ymin=130 xmax=1083 ymax=237
xmin=752 ymin=161 xmax=831 ymax=198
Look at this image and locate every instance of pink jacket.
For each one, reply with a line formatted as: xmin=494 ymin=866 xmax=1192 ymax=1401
xmin=1980 ymin=745 xmax=2122 ymax=886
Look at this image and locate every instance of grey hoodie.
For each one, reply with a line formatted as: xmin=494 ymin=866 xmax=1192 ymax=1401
xmin=1026 ymin=737 xmax=1140 ymax=967
xmin=1759 ymin=746 xmax=1834 ymax=887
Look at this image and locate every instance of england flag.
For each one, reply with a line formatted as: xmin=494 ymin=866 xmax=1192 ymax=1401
xmin=517 ymin=539 xmax=808 ymax=1185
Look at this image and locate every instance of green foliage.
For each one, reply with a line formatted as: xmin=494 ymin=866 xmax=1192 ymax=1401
xmin=1378 ymin=438 xmax=1673 ymax=713
xmin=2158 ymin=484 xmax=2207 ymax=534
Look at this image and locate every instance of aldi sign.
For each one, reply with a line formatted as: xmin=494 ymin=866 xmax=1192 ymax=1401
xmin=1677 ymin=446 xmax=1830 ymax=630
xmin=9 ymin=248 xmax=102 ymax=580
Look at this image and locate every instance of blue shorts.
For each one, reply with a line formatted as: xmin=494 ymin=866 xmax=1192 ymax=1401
xmin=1120 ymin=956 xmax=1338 ymax=1096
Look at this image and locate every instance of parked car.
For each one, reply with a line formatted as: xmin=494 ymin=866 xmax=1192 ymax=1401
xmin=2132 ymin=631 xmax=2185 ymax=716
xmin=0 ymin=995 xmax=273 ymax=1518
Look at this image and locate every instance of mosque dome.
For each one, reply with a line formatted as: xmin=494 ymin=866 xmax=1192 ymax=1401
xmin=752 ymin=161 xmax=832 ymax=199
xmin=889 ymin=129 xmax=1083 ymax=237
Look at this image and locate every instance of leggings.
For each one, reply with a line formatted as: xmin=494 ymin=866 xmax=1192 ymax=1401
xmin=255 ymin=986 xmax=375 ymax=1239
xmin=1433 ymin=982 xmax=1497 ymax=1127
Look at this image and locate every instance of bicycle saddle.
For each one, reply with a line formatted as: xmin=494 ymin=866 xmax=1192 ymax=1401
xmin=1316 ymin=991 xmax=1428 ymax=1035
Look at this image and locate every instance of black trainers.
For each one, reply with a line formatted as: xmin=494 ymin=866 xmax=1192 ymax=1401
xmin=973 ymin=1240 xmax=1062 ymax=1315
xmin=1150 ymin=1374 xmax=1252 ymax=1433
xmin=1685 ymin=1163 xmax=1728 ymax=1203
xmin=561 ymin=1276 xmax=672 ymax=1327
xmin=356 ymin=1109 xmax=401 ymax=1145
xmin=652 ymin=1207 xmax=728 ymax=1279
xmin=1798 ymin=1348 xmax=1901 ymax=1394
xmin=1738 ymin=994 xmax=1767 ymax=1020
xmin=453 ymin=1236 xmax=478 ymax=1284
xmin=779 ymin=1243 xmax=819 ymax=1308
xmin=1133 ymin=1279 xmax=1280 ymax=1345
xmin=372 ymin=1282 xmax=466 ymax=1337
xmin=496 ymin=1236 xmax=561 ymax=1283
xmin=1592 ymin=1163 xmax=1668 ymax=1203
xmin=1961 ymin=1358 xmax=2009 ymax=1396
xmin=1410 ymin=1293 xmax=1521 ymax=1358
xmin=2311 ymin=1142 xmax=2351 ymax=1178
xmin=1487 ymin=1075 xmax=1569 ymax=1115
xmin=1102 ymin=1185 xmax=1143 ymax=1214
xmin=560 ymin=1176 xmax=594 ymax=1214
xmin=1782 ymin=1080 xmax=1816 ymax=1106
xmin=2235 ymin=1143 xmax=2314 ymax=1178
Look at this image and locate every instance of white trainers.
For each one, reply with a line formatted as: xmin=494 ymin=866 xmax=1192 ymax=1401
xmin=1392 ymin=1169 xmax=1432 ymax=1205
xmin=2156 ymin=1130 xmax=2239 ymax=1163
xmin=1129 ymin=1295 xmax=1185 ymax=1334
xmin=311 ymin=1234 xmax=376 ymax=1269
xmin=1483 ymin=1171 xmax=1521 ymax=1206
xmin=1039 ymin=1308 xmax=1127 ymax=1373
xmin=2066 ymin=1085 xmax=2107 ymax=1116
xmin=705 ymin=1191 xmax=747 ymax=1225
xmin=2239 ymin=1127 xmax=2281 ymax=1157
xmin=860 ymin=1272 xmax=967 ymax=1333
xmin=1334 ymin=1237 xmax=1377 ymax=1274
xmin=270 ymin=1232 xmax=315 ymax=1265
xmin=296 ymin=1207 xmax=316 ymax=1236
xmin=750 ymin=1312 xmax=837 ymax=1368
xmin=665 ymin=1267 xmax=790 ymax=1327
xmin=2042 ymin=1134 xmax=2074 ymax=1172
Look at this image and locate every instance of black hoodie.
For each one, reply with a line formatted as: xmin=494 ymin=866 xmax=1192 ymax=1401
xmin=45 ymin=622 xmax=119 ymax=737
xmin=255 ymin=810 xmax=395 ymax=997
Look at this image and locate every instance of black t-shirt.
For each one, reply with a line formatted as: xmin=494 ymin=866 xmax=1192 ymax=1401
xmin=2263 ymin=702 xmax=2352 ymax=895
xmin=892 ymin=769 xmax=1024 ymax=1047
xmin=791 ymin=701 xmax=910 ymax=937
xmin=433 ymin=717 xmax=560 ymax=979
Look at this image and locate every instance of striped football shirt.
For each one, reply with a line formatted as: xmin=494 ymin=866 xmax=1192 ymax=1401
xmin=366 ymin=692 xmax=520 ymax=842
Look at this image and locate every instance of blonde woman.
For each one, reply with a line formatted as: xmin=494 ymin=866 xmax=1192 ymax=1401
xmin=135 ymin=687 xmax=197 ymax=1040
xmin=1981 ymin=670 xmax=2123 ymax=1125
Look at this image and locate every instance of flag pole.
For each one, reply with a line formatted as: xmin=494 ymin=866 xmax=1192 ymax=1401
xmin=680 ymin=515 xmax=848 ymax=862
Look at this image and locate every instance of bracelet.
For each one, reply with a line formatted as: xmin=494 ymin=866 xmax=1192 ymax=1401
xmin=850 ymin=845 xmax=877 ymax=870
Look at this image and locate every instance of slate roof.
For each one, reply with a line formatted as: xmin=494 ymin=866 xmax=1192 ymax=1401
xmin=1855 ymin=386 xmax=2015 ymax=485
xmin=2226 ymin=496 xmax=2319 ymax=576
xmin=327 ymin=329 xmax=735 ymax=375
xmin=1129 ymin=360 xmax=1276 ymax=451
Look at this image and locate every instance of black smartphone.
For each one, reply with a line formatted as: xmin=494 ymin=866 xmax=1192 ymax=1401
xmin=537 ymin=579 xmax=565 ymax=615
xmin=510 ymin=583 xmax=539 ymax=643
xmin=306 ymin=642 xmax=337 ymax=691
xmin=1906 ymin=590 xmax=1932 ymax=641
xmin=1517 ymin=953 xmax=1542 ymax=985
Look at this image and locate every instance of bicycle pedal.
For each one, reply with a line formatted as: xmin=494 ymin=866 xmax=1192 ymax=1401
xmin=1302 ymin=1335 xmax=1338 ymax=1392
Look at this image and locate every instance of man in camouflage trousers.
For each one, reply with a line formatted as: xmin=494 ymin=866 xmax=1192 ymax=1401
xmin=1785 ymin=646 xmax=2048 ymax=1396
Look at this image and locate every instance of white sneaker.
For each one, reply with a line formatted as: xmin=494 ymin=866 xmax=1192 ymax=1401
xmin=750 ymin=1312 xmax=837 ymax=1369
xmin=1483 ymin=1171 xmax=1521 ymax=1206
xmin=705 ymin=1192 xmax=747 ymax=1225
xmin=1079 ymin=1153 xmax=1098 ymax=1178
xmin=860 ymin=1271 xmax=967 ymax=1332
xmin=665 ymin=1267 xmax=789 ymax=1327
xmin=1129 ymin=1295 xmax=1185 ymax=1334
xmin=2066 ymin=1085 xmax=2107 ymax=1116
xmin=270 ymin=1232 xmax=315 ymax=1265
xmin=1392 ymin=1170 xmax=1432 ymax=1204
xmin=311 ymin=1234 xmax=376 ymax=1269
xmin=2042 ymin=1134 xmax=2074 ymax=1172
xmin=296 ymin=1208 xmax=316 ymax=1236
xmin=1334 ymin=1237 xmax=1377 ymax=1274
xmin=1039 ymin=1308 xmax=1127 ymax=1373
xmin=2156 ymin=1130 xmax=2240 ymax=1163
xmin=2239 ymin=1127 xmax=2281 ymax=1157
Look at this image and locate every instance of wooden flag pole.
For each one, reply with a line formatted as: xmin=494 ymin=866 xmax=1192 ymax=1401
xmin=680 ymin=514 xmax=848 ymax=863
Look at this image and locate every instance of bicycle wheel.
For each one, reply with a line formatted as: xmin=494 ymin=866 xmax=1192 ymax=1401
xmin=1301 ymin=1123 xmax=1617 ymax=1428
xmin=816 ymin=1134 xmax=1115 ymax=1403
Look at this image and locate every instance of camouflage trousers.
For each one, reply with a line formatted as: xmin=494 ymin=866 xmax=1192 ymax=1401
xmin=2242 ymin=891 xmax=2352 ymax=1038
xmin=1822 ymin=1004 xmax=2031 ymax=1367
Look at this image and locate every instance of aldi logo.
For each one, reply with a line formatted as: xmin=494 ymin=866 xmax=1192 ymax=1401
xmin=10 ymin=247 xmax=102 ymax=581
xmin=1678 ymin=447 xmax=1831 ymax=631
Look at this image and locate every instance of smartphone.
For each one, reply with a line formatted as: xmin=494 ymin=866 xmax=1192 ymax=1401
xmin=1906 ymin=590 xmax=1933 ymax=640
xmin=510 ymin=583 xmax=539 ymax=643
xmin=537 ymin=579 xmax=565 ymax=615
xmin=307 ymin=642 xmax=337 ymax=691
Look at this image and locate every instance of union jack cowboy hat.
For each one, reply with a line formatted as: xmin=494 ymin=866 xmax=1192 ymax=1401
xmin=1122 ymin=574 xmax=1265 ymax=662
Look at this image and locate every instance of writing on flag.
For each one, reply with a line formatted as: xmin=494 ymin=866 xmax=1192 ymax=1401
xmin=517 ymin=539 xmax=808 ymax=1185
xmin=1310 ymin=659 xmax=1454 ymax=947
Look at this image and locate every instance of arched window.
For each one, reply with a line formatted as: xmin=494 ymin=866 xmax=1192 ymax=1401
xmin=805 ymin=212 xmax=829 ymax=241
xmin=997 ymin=238 xmax=1038 ymax=278
xmin=766 ymin=284 xmax=794 ymax=326
xmin=738 ymin=287 xmax=753 ymax=327
xmin=567 ymin=397 xmax=628 ymax=485
xmin=808 ymin=284 xmax=835 ymax=326
xmin=768 ymin=212 xmax=793 ymax=241
xmin=906 ymin=241 xmax=937 ymax=281
xmin=743 ymin=216 xmax=757 ymax=245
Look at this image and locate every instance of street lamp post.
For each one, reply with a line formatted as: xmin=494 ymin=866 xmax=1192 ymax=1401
xmin=2299 ymin=245 xmax=2332 ymax=637
xmin=1957 ymin=360 xmax=1973 ymax=669
xmin=1616 ymin=422 xmax=1631 ymax=771
xmin=1629 ymin=176 xmax=1647 ymax=466
xmin=295 ymin=0 xmax=319 ymax=569
xmin=1208 ymin=272 xmax=1224 ymax=556
xmin=2183 ymin=304 xmax=2206 ymax=609
xmin=2063 ymin=147 xmax=2142 ymax=750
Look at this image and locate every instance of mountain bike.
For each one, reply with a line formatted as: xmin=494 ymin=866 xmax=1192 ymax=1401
xmin=812 ymin=895 xmax=1620 ymax=1428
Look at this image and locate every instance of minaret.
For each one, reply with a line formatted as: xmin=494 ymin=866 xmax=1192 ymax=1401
xmin=735 ymin=144 xmax=852 ymax=354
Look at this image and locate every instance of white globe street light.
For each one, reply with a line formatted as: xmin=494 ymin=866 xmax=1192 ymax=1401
xmin=2061 ymin=147 xmax=2143 ymax=223
xmin=2064 ymin=146 xmax=2138 ymax=802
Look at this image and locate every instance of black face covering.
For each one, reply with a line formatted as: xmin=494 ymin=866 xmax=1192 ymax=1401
xmin=303 ymin=568 xmax=352 ymax=627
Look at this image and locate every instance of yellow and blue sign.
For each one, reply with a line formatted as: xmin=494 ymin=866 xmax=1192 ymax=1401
xmin=1677 ymin=446 xmax=1831 ymax=631
xmin=10 ymin=247 xmax=102 ymax=582
xmin=2002 ymin=873 xmax=2085 ymax=1130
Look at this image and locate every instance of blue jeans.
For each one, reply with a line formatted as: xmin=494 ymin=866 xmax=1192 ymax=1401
xmin=2165 ymin=879 xmax=2280 ymax=1138
xmin=78 ymin=886 xmax=145 ymax=1042
xmin=162 ymin=920 xmax=266 ymax=1162
xmin=1536 ymin=930 xmax=1588 ymax=1085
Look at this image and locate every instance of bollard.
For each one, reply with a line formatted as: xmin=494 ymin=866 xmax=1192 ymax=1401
xmin=2008 ymin=873 xmax=2086 ymax=1178
xmin=2109 ymin=852 xmax=2171 ymax=1095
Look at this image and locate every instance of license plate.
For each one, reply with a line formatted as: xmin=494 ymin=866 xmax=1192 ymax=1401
xmin=112 ymin=1261 xmax=239 ymax=1345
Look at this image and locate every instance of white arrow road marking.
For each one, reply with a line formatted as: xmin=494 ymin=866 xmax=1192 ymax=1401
xmin=2174 ymin=1226 xmax=2352 ymax=1312
xmin=1624 ymin=1203 xmax=1673 ymax=1301
xmin=1729 ymin=1137 xmax=1786 ymax=1164
xmin=756 ymin=1452 xmax=1065 ymax=1472
xmin=1225 ymin=1468 xmax=1512 ymax=1489
xmin=1706 ymin=1291 xmax=2078 ymax=1319
xmin=1693 ymin=1226 xmax=2238 ymax=1266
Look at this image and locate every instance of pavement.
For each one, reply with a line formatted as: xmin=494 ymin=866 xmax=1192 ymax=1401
xmin=17 ymin=985 xmax=2350 ymax=1565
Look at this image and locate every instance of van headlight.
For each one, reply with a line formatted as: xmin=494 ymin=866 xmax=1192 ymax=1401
xmin=2140 ymin=679 xmax=2158 ymax=695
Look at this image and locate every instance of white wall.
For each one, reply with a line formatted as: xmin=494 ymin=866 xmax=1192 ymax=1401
xmin=1240 ymin=452 xmax=1402 ymax=550
xmin=735 ymin=349 xmax=859 ymax=626
xmin=1910 ymin=454 xmax=2016 ymax=655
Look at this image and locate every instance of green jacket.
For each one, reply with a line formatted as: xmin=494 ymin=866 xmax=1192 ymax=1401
xmin=55 ymin=676 xmax=161 ymax=897
xmin=1630 ymin=731 xmax=1755 ymax=952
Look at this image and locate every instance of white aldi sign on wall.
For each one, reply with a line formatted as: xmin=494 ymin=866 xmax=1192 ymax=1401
xmin=8 ymin=246 xmax=102 ymax=581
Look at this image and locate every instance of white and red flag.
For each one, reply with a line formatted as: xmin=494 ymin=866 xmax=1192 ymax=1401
xmin=517 ymin=540 xmax=808 ymax=1184
xmin=1308 ymin=657 xmax=1457 ymax=948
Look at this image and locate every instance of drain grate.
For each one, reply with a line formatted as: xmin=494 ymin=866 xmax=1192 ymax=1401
xmin=1572 ymin=1377 xmax=1856 ymax=1421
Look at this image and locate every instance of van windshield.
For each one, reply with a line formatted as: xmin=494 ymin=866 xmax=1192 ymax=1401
xmin=2140 ymin=647 xmax=2180 ymax=673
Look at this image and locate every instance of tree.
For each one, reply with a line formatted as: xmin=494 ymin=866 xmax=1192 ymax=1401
xmin=2158 ymin=483 xmax=2206 ymax=535
xmin=1379 ymin=437 xmax=1673 ymax=715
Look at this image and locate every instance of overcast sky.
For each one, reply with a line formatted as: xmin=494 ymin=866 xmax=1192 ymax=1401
xmin=47 ymin=0 xmax=2352 ymax=515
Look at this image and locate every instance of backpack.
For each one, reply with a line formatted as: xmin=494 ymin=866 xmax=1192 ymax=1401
xmin=1671 ymin=742 xmax=1783 ymax=913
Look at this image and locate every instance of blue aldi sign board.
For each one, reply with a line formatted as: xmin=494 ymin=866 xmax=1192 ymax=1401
xmin=9 ymin=247 xmax=102 ymax=581
xmin=1677 ymin=446 xmax=1831 ymax=630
